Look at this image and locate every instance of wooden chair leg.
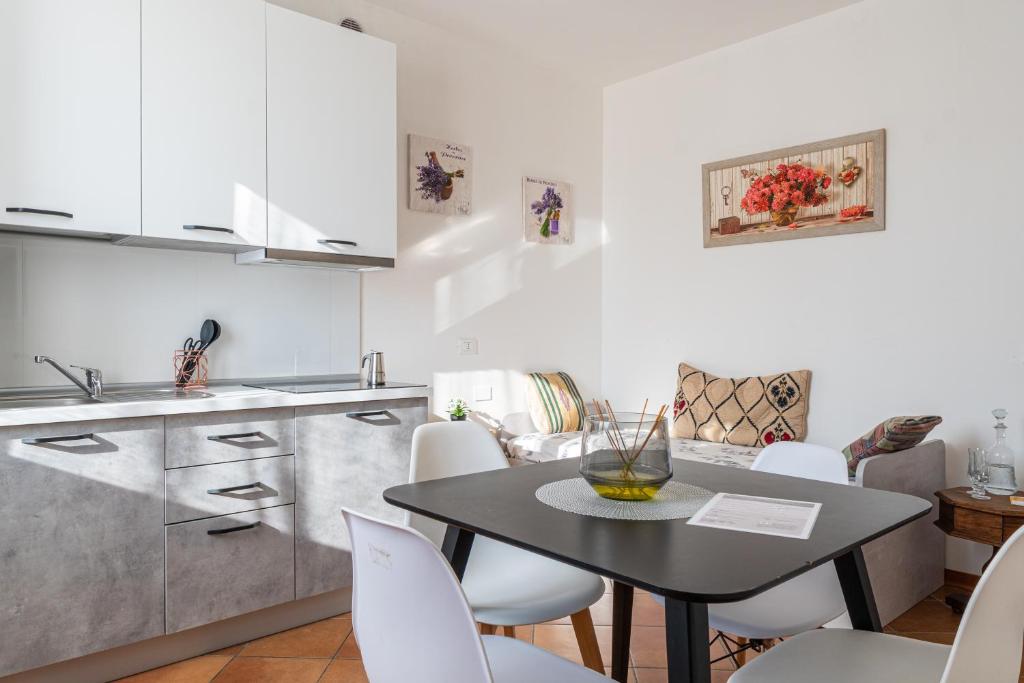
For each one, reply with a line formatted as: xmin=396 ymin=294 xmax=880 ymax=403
xmin=735 ymin=636 xmax=748 ymax=667
xmin=569 ymin=608 xmax=604 ymax=673
xmin=502 ymin=625 xmax=516 ymax=638
xmin=479 ymin=623 xmax=496 ymax=635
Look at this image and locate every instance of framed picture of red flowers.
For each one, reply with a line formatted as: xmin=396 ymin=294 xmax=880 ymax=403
xmin=702 ymin=129 xmax=885 ymax=247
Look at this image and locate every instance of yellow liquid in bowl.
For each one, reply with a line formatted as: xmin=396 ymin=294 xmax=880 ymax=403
xmin=583 ymin=464 xmax=670 ymax=501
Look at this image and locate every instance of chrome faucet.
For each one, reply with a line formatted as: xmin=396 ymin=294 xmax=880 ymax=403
xmin=34 ymin=355 xmax=104 ymax=398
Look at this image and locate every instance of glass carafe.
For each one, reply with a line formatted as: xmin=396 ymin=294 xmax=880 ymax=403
xmin=986 ymin=409 xmax=1018 ymax=495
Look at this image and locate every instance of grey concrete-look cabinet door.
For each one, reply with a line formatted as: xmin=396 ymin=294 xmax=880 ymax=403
xmin=165 ymin=505 xmax=295 ymax=633
xmin=0 ymin=417 xmax=165 ymax=677
xmin=295 ymin=399 xmax=427 ymax=599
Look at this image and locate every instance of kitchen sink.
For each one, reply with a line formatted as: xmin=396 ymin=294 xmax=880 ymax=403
xmin=100 ymin=389 xmax=213 ymax=403
xmin=0 ymin=395 xmax=102 ymax=409
xmin=0 ymin=388 xmax=213 ymax=410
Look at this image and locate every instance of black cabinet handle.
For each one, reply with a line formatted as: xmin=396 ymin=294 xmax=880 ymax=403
xmin=184 ymin=224 xmax=235 ymax=234
xmin=207 ymin=431 xmax=262 ymax=442
xmin=207 ymin=521 xmax=261 ymax=536
xmin=7 ymin=207 xmax=73 ymax=219
xmin=346 ymin=410 xmax=388 ymax=418
xmin=22 ymin=433 xmax=94 ymax=445
xmin=318 ymin=239 xmax=357 ymax=247
xmin=207 ymin=481 xmax=263 ymax=495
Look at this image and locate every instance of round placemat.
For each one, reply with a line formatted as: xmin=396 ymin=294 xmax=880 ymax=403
xmin=535 ymin=478 xmax=714 ymax=521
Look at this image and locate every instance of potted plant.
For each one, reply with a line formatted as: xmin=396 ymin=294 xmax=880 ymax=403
xmin=448 ymin=398 xmax=469 ymax=422
xmin=740 ymin=162 xmax=831 ymax=227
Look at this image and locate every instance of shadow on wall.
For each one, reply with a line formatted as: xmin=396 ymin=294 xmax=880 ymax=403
xmin=404 ymin=211 xmax=600 ymax=333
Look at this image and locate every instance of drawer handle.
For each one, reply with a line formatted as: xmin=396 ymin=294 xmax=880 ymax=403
xmin=22 ymin=433 xmax=94 ymax=445
xmin=7 ymin=207 xmax=74 ymax=219
xmin=184 ymin=224 xmax=235 ymax=234
xmin=207 ymin=431 xmax=263 ymax=442
xmin=318 ymin=239 xmax=357 ymax=247
xmin=207 ymin=481 xmax=263 ymax=495
xmin=208 ymin=521 xmax=262 ymax=536
xmin=346 ymin=410 xmax=388 ymax=418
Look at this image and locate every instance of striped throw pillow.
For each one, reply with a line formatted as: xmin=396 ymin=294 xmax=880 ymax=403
xmin=842 ymin=415 xmax=943 ymax=476
xmin=526 ymin=372 xmax=586 ymax=434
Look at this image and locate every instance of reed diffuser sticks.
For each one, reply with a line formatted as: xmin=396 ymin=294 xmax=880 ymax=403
xmin=591 ymin=399 xmax=667 ymax=479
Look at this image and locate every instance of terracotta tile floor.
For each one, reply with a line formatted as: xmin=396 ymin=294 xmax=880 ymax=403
xmin=117 ymin=582 xmax=992 ymax=683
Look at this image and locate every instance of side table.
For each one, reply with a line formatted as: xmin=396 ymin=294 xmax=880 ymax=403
xmin=934 ymin=486 xmax=1024 ymax=613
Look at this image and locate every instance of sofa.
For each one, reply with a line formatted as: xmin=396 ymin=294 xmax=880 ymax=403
xmin=498 ymin=411 xmax=946 ymax=626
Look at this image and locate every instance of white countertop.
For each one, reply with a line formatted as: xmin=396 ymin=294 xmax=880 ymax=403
xmin=0 ymin=382 xmax=431 ymax=428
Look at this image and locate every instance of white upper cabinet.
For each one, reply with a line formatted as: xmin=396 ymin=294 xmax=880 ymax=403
xmin=267 ymin=5 xmax=397 ymax=260
xmin=142 ymin=0 xmax=267 ymax=248
xmin=0 ymin=0 xmax=141 ymax=237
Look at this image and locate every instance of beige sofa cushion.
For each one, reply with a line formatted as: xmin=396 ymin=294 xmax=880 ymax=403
xmin=525 ymin=372 xmax=586 ymax=434
xmin=670 ymin=363 xmax=811 ymax=447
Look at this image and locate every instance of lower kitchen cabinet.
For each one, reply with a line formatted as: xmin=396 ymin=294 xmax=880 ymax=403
xmin=294 ymin=398 xmax=427 ymax=598
xmin=165 ymin=505 xmax=295 ymax=633
xmin=0 ymin=418 xmax=165 ymax=677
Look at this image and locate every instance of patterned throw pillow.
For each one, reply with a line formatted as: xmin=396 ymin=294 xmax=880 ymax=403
xmin=842 ymin=416 xmax=943 ymax=476
xmin=670 ymin=363 xmax=811 ymax=447
xmin=526 ymin=372 xmax=586 ymax=434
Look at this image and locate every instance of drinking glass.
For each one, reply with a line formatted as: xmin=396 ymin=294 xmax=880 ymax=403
xmin=968 ymin=447 xmax=991 ymax=500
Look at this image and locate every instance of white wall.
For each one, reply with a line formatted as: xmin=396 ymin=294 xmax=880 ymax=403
xmin=272 ymin=0 xmax=604 ymax=421
xmin=0 ymin=234 xmax=360 ymax=388
xmin=603 ymin=0 xmax=1024 ymax=574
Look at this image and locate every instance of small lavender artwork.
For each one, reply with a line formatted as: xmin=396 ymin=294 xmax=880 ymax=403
xmin=415 ymin=153 xmax=464 ymax=203
xmin=409 ymin=134 xmax=472 ymax=215
xmin=524 ymin=176 xmax=573 ymax=245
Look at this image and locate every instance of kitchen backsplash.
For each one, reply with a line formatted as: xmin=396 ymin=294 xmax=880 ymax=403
xmin=0 ymin=234 xmax=360 ymax=388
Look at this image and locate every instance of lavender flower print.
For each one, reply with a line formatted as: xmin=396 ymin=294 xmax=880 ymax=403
xmin=530 ymin=186 xmax=563 ymax=237
xmin=415 ymin=152 xmax=465 ymax=203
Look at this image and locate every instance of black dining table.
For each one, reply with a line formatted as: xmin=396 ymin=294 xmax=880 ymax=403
xmin=383 ymin=457 xmax=932 ymax=683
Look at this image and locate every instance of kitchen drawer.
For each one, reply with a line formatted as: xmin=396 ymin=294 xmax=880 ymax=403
xmin=165 ymin=505 xmax=295 ymax=633
xmin=165 ymin=454 xmax=295 ymax=524
xmin=166 ymin=408 xmax=294 ymax=468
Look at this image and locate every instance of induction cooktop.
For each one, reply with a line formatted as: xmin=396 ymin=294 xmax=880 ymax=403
xmin=243 ymin=375 xmax=425 ymax=394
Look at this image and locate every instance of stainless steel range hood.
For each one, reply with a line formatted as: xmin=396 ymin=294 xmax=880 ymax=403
xmin=235 ymin=247 xmax=394 ymax=271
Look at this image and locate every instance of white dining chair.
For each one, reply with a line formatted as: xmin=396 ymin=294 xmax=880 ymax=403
xmin=655 ymin=441 xmax=850 ymax=664
xmin=343 ymin=508 xmax=608 ymax=683
xmin=731 ymin=521 xmax=1024 ymax=683
xmin=405 ymin=421 xmax=606 ymax=672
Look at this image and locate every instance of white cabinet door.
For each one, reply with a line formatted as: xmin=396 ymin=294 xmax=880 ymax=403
xmin=267 ymin=5 xmax=396 ymax=259
xmin=142 ymin=0 xmax=267 ymax=248
xmin=0 ymin=0 xmax=140 ymax=237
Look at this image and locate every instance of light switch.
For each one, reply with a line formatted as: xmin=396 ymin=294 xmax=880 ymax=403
xmin=458 ymin=337 xmax=478 ymax=355
xmin=473 ymin=385 xmax=492 ymax=402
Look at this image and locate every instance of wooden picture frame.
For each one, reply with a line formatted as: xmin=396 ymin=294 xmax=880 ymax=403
xmin=702 ymin=129 xmax=885 ymax=248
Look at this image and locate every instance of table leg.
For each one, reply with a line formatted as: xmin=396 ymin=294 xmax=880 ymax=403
xmin=611 ymin=581 xmax=633 ymax=682
xmin=440 ymin=525 xmax=475 ymax=581
xmin=664 ymin=597 xmax=711 ymax=683
xmin=834 ymin=547 xmax=882 ymax=632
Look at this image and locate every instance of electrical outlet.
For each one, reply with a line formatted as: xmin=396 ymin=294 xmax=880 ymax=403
xmin=458 ymin=337 xmax=478 ymax=356
xmin=473 ymin=385 xmax=492 ymax=402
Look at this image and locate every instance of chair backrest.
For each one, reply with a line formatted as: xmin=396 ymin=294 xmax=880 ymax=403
xmin=749 ymin=441 xmax=849 ymax=632
xmin=941 ymin=523 xmax=1024 ymax=683
xmin=751 ymin=441 xmax=850 ymax=485
xmin=406 ymin=421 xmax=509 ymax=546
xmin=343 ymin=509 xmax=494 ymax=683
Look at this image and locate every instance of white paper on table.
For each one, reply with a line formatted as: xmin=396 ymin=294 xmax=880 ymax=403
xmin=687 ymin=492 xmax=822 ymax=540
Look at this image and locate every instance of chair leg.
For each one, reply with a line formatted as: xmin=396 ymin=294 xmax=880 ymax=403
xmin=570 ymin=608 xmax=604 ymax=673
xmin=480 ymin=623 xmax=496 ymax=635
xmin=502 ymin=625 xmax=516 ymax=638
xmin=735 ymin=636 xmax=748 ymax=667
